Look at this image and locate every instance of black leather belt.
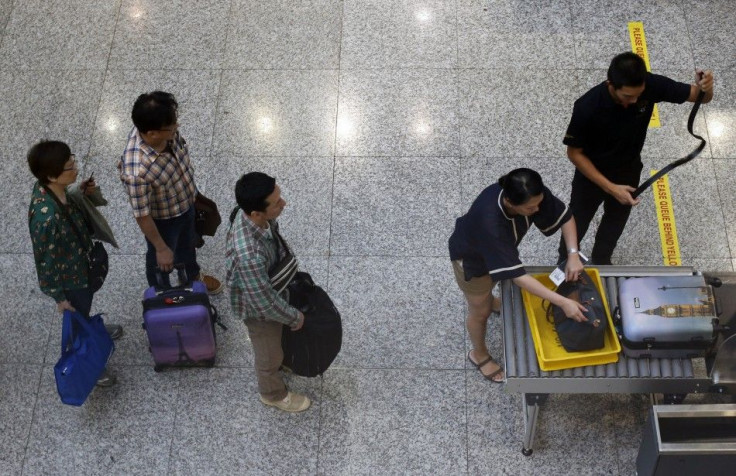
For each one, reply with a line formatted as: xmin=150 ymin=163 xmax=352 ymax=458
xmin=631 ymin=88 xmax=707 ymax=198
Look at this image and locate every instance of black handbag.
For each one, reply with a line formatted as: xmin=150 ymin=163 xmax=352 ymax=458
xmin=281 ymin=272 xmax=342 ymax=377
xmin=86 ymin=241 xmax=109 ymax=293
xmin=194 ymin=193 xmax=221 ymax=248
xmin=545 ymin=272 xmax=607 ymax=352
xmin=47 ymin=188 xmax=109 ymax=293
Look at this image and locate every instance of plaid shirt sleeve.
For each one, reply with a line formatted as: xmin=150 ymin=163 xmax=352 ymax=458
xmin=118 ymin=138 xmax=152 ymax=217
xmin=121 ymin=173 xmax=151 ymax=218
xmin=231 ymin=249 xmax=299 ymax=325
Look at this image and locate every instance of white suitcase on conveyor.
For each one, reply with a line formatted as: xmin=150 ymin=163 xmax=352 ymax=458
xmin=618 ymin=275 xmax=718 ymax=358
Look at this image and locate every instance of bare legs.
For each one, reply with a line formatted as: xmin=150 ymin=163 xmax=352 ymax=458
xmin=465 ymin=289 xmax=504 ymax=381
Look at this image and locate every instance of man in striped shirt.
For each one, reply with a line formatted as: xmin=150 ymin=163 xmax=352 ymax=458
xmin=226 ymin=172 xmax=310 ymax=413
xmin=118 ymin=91 xmax=222 ymax=293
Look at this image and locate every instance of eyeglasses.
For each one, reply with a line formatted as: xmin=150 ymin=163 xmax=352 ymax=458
xmin=62 ymin=155 xmax=78 ymax=172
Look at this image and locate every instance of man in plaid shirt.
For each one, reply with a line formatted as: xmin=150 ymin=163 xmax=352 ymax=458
xmin=226 ymin=172 xmax=310 ymax=413
xmin=118 ymin=91 xmax=222 ymax=293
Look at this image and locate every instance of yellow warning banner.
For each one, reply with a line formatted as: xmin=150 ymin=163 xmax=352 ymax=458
xmin=628 ymin=21 xmax=660 ymax=128
xmin=651 ymin=170 xmax=681 ymax=266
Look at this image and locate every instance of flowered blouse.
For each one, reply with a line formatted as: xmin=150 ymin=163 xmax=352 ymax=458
xmin=28 ymin=182 xmax=91 ymax=302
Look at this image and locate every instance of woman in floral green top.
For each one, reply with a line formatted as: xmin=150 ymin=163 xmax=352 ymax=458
xmin=27 ymin=140 xmax=121 ymax=387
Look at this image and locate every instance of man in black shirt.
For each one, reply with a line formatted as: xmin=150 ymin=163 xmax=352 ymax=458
xmin=558 ymin=52 xmax=714 ymax=265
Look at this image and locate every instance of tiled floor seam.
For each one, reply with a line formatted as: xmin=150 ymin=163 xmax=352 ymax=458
xmin=325 ymin=0 xmax=345 ymax=286
xmin=0 ymin=3 xmax=12 ymax=52
xmin=164 ymin=372 xmax=183 ymax=476
xmin=203 ymin=0 xmax=236 ymax=161
xmin=710 ymin=157 xmax=736 ymax=261
xmin=567 ymin=0 xmax=578 ymax=66
xmin=18 ymin=363 xmax=46 ymax=476
xmin=315 ymin=374 xmax=325 ymax=475
xmin=458 ymin=61 xmax=470 ymax=474
xmin=81 ymin=0 xmax=122 ymax=162
xmin=464 ymin=360 xmax=471 ymax=474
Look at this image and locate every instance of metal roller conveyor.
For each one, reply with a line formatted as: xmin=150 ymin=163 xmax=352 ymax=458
xmin=500 ymin=266 xmax=733 ymax=456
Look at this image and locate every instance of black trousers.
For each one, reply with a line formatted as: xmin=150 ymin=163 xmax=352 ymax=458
xmin=558 ymin=168 xmax=641 ymax=264
xmin=145 ymin=207 xmax=200 ymax=287
xmin=64 ymin=287 xmax=94 ymax=318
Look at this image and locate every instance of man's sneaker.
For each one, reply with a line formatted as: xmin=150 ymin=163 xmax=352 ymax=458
xmin=196 ymin=274 xmax=224 ymax=295
xmin=260 ymin=392 xmax=311 ymax=413
xmin=96 ymin=369 xmax=117 ymax=387
xmin=105 ymin=324 xmax=124 ymax=340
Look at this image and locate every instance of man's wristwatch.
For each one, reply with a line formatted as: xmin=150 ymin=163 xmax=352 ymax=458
xmin=567 ymin=248 xmax=579 ymax=255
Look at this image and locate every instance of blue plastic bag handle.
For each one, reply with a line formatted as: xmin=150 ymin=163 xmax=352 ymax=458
xmin=61 ymin=310 xmax=97 ymax=353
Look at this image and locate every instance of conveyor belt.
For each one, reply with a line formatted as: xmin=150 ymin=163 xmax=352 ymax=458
xmin=500 ymin=266 xmax=726 ymax=456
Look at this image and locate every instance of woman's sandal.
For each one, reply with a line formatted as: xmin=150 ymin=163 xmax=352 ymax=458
xmin=467 ymin=351 xmax=504 ymax=384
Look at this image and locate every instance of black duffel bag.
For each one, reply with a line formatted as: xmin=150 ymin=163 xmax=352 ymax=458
xmin=545 ymin=272 xmax=607 ymax=352
xmin=282 ymin=272 xmax=342 ymax=377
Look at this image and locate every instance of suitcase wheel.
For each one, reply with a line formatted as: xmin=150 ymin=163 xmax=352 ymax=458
xmin=204 ymin=359 xmax=215 ymax=368
xmin=153 ymin=365 xmax=163 ymax=373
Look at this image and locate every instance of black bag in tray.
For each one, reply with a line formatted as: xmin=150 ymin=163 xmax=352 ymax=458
xmin=546 ymin=272 xmax=607 ymax=352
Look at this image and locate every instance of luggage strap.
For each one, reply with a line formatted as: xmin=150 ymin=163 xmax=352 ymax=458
xmin=631 ymin=87 xmax=706 ymax=198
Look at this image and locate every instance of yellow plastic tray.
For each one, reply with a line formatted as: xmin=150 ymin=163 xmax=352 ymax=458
xmin=520 ymin=269 xmax=620 ymax=371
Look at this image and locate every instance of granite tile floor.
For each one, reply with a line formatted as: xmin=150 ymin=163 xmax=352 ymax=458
xmin=0 ymin=1 xmax=734 ymax=474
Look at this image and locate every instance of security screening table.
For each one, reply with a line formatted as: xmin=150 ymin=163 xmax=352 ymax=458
xmin=499 ymin=266 xmax=736 ymax=456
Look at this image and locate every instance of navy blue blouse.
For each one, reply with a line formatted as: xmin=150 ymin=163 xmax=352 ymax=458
xmin=448 ymin=183 xmax=571 ymax=282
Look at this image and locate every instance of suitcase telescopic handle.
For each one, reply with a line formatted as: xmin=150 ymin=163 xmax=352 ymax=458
xmin=155 ymin=263 xmax=188 ymax=289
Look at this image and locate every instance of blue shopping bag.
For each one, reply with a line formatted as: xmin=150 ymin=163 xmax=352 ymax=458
xmin=54 ymin=310 xmax=115 ymax=406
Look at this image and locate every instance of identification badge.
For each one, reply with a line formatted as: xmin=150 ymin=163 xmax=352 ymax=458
xmin=549 ymin=252 xmax=589 ymax=287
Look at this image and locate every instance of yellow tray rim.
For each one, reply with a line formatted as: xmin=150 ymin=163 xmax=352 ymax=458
xmin=520 ymin=269 xmax=621 ymax=371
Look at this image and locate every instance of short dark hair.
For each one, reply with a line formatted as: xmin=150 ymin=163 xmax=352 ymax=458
xmin=235 ymin=172 xmax=276 ymax=214
xmin=607 ymin=52 xmax=647 ymax=89
xmin=27 ymin=140 xmax=72 ymax=185
xmin=131 ymin=91 xmax=178 ymax=133
xmin=498 ymin=168 xmax=544 ymax=205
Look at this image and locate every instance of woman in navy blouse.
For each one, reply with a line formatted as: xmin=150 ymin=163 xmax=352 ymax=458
xmin=449 ymin=168 xmax=587 ymax=382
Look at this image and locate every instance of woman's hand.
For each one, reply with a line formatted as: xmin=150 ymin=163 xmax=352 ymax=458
xmin=80 ymin=177 xmax=97 ymax=196
xmin=564 ymin=253 xmax=584 ymax=282
xmin=513 ymin=274 xmax=587 ymax=323
xmin=56 ymin=300 xmax=76 ymax=313
xmin=561 ymin=298 xmax=588 ymax=323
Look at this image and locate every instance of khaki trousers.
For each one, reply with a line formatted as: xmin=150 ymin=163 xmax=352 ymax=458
xmin=245 ymin=319 xmax=288 ymax=401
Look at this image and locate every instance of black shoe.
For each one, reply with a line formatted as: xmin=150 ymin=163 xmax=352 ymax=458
xmin=96 ymin=369 xmax=117 ymax=387
xmin=105 ymin=324 xmax=124 ymax=340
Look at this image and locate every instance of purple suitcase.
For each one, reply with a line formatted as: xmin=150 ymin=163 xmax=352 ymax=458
xmin=142 ymin=280 xmax=219 ymax=371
